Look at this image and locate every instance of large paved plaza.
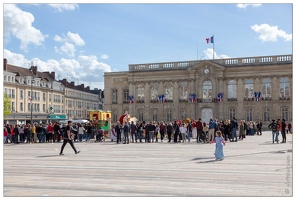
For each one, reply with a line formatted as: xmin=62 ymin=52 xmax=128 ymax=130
xmin=2 ymin=132 xmax=293 ymax=197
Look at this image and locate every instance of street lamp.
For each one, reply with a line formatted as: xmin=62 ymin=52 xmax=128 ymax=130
xmin=12 ymin=110 xmax=17 ymax=125
xmin=29 ymin=69 xmax=35 ymax=126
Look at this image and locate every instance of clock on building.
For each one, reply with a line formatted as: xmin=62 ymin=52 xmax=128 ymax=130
xmin=204 ymin=69 xmax=209 ymax=74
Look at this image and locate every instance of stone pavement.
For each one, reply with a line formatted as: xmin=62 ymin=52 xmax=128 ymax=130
xmin=2 ymin=131 xmax=293 ymax=197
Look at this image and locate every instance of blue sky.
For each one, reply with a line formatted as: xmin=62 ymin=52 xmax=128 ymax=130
xmin=2 ymin=2 xmax=293 ymax=90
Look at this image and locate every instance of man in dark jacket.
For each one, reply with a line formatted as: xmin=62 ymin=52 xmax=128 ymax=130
xmin=281 ymin=119 xmax=287 ymax=143
xmin=115 ymin=121 xmax=122 ymax=144
xmin=230 ymin=117 xmax=238 ymax=142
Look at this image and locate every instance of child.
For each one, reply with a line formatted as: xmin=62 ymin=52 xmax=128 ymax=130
xmin=210 ymin=130 xmax=225 ymax=161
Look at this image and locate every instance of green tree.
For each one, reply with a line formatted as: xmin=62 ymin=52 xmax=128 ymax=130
xmin=3 ymin=92 xmax=12 ymax=118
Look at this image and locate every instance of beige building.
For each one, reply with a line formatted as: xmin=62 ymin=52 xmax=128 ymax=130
xmin=3 ymin=59 xmax=103 ymax=124
xmin=104 ymin=54 xmax=292 ymax=128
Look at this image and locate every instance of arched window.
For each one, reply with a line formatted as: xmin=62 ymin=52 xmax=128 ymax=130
xmin=227 ymin=80 xmax=237 ymax=98
xmin=181 ymin=110 xmax=186 ymax=120
xmin=244 ymin=79 xmax=254 ymax=98
xmin=150 ymin=83 xmax=158 ymax=100
xmin=166 ymin=109 xmax=172 ymax=122
xmin=261 ymin=79 xmax=271 ymax=99
xmin=152 ymin=109 xmax=157 ymax=121
xmin=165 ymin=83 xmax=173 ymax=100
xmin=138 ymin=109 xmax=143 ymax=122
xmin=179 ymin=82 xmax=188 ymax=100
xmin=202 ymin=81 xmax=212 ymax=99
xmin=280 ymin=78 xmax=290 ymax=98
xmin=137 ymin=84 xmax=144 ymax=100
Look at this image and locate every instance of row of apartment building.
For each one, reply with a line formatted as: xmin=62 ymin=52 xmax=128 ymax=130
xmin=3 ymin=59 xmax=104 ymax=125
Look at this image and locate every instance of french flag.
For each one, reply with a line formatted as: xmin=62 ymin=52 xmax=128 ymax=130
xmin=130 ymin=96 xmax=134 ymax=104
xmin=206 ymin=36 xmax=214 ymax=44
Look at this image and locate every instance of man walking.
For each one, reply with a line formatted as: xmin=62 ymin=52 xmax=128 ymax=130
xmin=59 ymin=121 xmax=80 ymax=155
xmin=268 ymin=119 xmax=279 ymax=144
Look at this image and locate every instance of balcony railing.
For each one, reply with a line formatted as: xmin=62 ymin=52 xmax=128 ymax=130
xmin=179 ymin=99 xmax=187 ymax=102
xmin=279 ymin=96 xmax=291 ymax=100
xmin=261 ymin=97 xmax=272 ymax=101
xmin=197 ymin=98 xmax=217 ymax=103
xmin=136 ymin=100 xmax=145 ymax=103
xmin=244 ymin=97 xmax=254 ymax=101
xmin=227 ymin=98 xmax=237 ymax=101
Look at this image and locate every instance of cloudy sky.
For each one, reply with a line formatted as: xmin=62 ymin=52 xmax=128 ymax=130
xmin=2 ymin=2 xmax=293 ymax=90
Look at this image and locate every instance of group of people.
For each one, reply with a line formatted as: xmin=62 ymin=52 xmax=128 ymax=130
xmin=268 ymin=118 xmax=291 ymax=144
xmin=3 ymin=121 xmax=96 ymax=144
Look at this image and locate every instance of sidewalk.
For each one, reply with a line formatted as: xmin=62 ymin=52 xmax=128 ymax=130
xmin=3 ymin=131 xmax=293 ymax=197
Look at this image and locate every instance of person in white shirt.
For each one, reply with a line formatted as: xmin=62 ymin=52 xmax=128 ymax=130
xmin=179 ymin=124 xmax=187 ymax=143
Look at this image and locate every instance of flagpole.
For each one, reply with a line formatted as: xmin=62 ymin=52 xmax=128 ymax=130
xmin=212 ymin=34 xmax=214 ymax=60
xmin=197 ymin=44 xmax=198 ymax=60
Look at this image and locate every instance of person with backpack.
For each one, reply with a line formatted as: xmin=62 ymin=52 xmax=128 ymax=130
xmin=268 ymin=119 xmax=279 ymax=144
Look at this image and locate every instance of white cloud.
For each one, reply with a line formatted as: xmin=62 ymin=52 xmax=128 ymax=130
xmin=3 ymin=49 xmax=30 ymax=67
xmin=54 ymin=35 xmax=67 ymax=43
xmin=48 ymin=4 xmax=79 ymax=12
xmin=78 ymin=55 xmax=112 ymax=72
xmin=251 ymin=24 xmax=292 ymax=42
xmin=66 ymin=32 xmax=85 ymax=46
xmin=4 ymin=4 xmax=46 ymax=52
xmin=203 ymin=48 xmax=230 ymax=60
xmin=54 ymin=32 xmax=85 ymax=56
xmin=100 ymin=54 xmax=110 ymax=59
xmin=237 ymin=4 xmax=262 ymax=9
xmin=54 ymin=42 xmax=76 ymax=57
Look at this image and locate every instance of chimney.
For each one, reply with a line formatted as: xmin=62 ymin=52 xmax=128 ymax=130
xmin=61 ymin=79 xmax=67 ymax=86
xmin=51 ymin=72 xmax=55 ymax=80
xmin=71 ymin=81 xmax=75 ymax=87
xmin=86 ymin=86 xmax=90 ymax=92
xmin=30 ymin=66 xmax=37 ymax=76
xmin=81 ymin=84 xmax=84 ymax=89
xmin=4 ymin=58 xmax=7 ymax=71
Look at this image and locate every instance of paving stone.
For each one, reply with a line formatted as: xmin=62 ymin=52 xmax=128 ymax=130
xmin=3 ymin=132 xmax=293 ymax=197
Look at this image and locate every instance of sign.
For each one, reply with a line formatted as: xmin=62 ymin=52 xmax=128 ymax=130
xmin=48 ymin=115 xmax=66 ymax=119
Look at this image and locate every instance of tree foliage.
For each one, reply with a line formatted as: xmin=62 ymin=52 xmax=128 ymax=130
xmin=4 ymin=92 xmax=12 ymax=118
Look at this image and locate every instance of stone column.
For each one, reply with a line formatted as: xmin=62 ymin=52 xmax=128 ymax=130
xmin=144 ymin=82 xmax=150 ymax=121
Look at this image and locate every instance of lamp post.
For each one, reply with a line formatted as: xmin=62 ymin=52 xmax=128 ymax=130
xmin=29 ymin=69 xmax=35 ymax=126
xmin=12 ymin=110 xmax=17 ymax=125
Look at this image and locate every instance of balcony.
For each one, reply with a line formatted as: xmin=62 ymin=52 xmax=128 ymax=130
xmin=112 ymin=101 xmax=118 ymax=104
xmin=261 ymin=97 xmax=272 ymax=101
xmin=179 ymin=99 xmax=187 ymax=102
xmin=123 ymin=100 xmax=130 ymax=104
xmin=244 ymin=97 xmax=254 ymax=101
xmin=136 ymin=100 xmax=145 ymax=103
xmin=150 ymin=99 xmax=158 ymax=103
xmin=197 ymin=98 xmax=217 ymax=103
xmin=165 ymin=99 xmax=173 ymax=103
xmin=279 ymin=96 xmax=291 ymax=100
xmin=227 ymin=98 xmax=237 ymax=101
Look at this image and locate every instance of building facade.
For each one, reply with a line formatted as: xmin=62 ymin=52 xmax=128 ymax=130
xmin=3 ymin=59 xmax=104 ymax=125
xmin=104 ymin=54 xmax=292 ymax=128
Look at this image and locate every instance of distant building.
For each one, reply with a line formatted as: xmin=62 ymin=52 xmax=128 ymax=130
xmin=104 ymin=54 xmax=292 ymax=127
xmin=3 ymin=58 xmax=104 ymax=124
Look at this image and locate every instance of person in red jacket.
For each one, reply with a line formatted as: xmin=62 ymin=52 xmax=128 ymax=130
xmin=47 ymin=123 xmax=54 ymax=143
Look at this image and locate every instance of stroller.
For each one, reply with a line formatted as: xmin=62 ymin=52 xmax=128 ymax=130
xmin=95 ymin=128 xmax=105 ymax=142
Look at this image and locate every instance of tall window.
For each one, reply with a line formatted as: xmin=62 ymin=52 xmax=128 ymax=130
xmin=244 ymin=79 xmax=254 ymax=98
xmin=281 ymin=107 xmax=289 ymax=121
xmin=152 ymin=109 xmax=157 ymax=122
xmin=112 ymin=111 xmax=117 ymax=123
xmin=43 ymin=104 xmax=46 ymax=112
xmin=261 ymin=79 xmax=271 ymax=98
xmin=28 ymin=103 xmax=31 ymax=112
xmin=138 ymin=110 xmax=143 ymax=122
xmin=112 ymin=89 xmax=117 ymax=103
xmin=20 ymin=102 xmax=23 ymax=112
xmin=246 ymin=108 xmax=252 ymax=121
xmin=181 ymin=110 xmax=186 ymax=120
xmin=49 ymin=94 xmax=51 ymax=102
xmin=165 ymin=83 xmax=173 ymax=100
xmin=263 ymin=108 xmax=270 ymax=122
xmin=150 ymin=83 xmax=158 ymax=100
xmin=229 ymin=108 xmax=235 ymax=119
xmin=228 ymin=80 xmax=237 ymax=98
xmin=123 ymin=89 xmax=129 ymax=103
xmin=137 ymin=84 xmax=144 ymax=101
xmin=166 ymin=110 xmax=172 ymax=122
xmin=202 ymin=81 xmax=212 ymax=99
xmin=180 ymin=82 xmax=188 ymax=100
xmin=20 ymin=90 xmax=24 ymax=100
xmin=280 ymin=78 xmax=290 ymax=98
xmin=11 ymin=102 xmax=15 ymax=111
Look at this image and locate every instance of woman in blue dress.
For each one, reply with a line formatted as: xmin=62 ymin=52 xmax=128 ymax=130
xmin=210 ymin=131 xmax=226 ymax=161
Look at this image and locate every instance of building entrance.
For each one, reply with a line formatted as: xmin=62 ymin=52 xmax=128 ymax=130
xmin=201 ymin=108 xmax=213 ymax=123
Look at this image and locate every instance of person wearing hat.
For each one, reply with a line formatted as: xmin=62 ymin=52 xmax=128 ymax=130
xmin=268 ymin=119 xmax=279 ymax=144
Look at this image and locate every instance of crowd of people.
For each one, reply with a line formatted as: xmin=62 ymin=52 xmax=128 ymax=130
xmin=3 ymin=117 xmax=292 ymax=145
